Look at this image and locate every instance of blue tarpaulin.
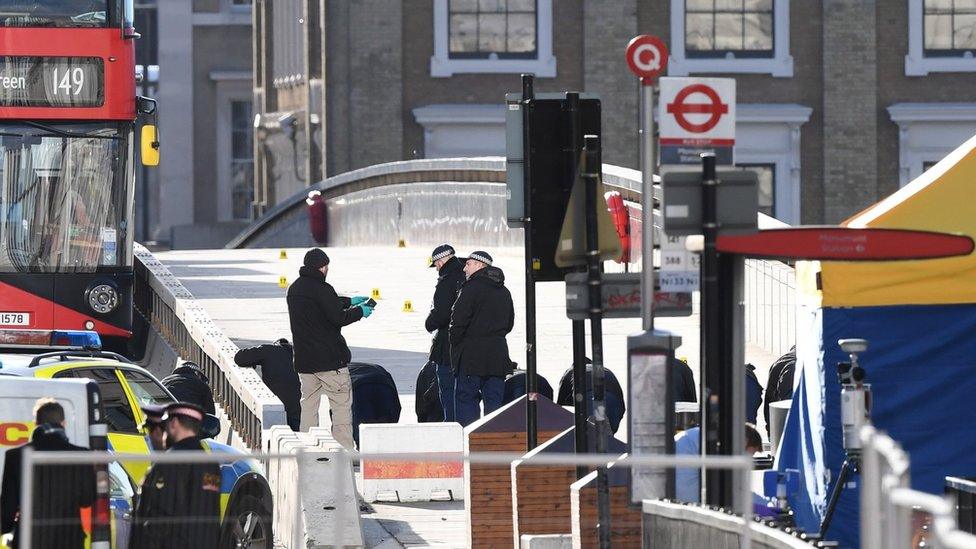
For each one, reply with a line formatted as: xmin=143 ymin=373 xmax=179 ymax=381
xmin=778 ymin=303 xmax=976 ymax=547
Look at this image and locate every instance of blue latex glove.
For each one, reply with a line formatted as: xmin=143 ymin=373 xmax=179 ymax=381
xmin=350 ymin=295 xmax=369 ymax=306
xmin=359 ymin=304 xmax=374 ymax=318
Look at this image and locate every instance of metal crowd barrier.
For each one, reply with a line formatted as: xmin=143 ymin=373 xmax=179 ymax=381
xmin=18 ymin=449 xmax=305 ymax=549
xmin=946 ymin=477 xmax=976 ymax=535
xmin=860 ymin=425 xmax=976 ymax=548
xmin=133 ymin=243 xmax=286 ymax=449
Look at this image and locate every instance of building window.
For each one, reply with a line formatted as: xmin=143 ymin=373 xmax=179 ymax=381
xmin=923 ymin=0 xmax=976 ymax=55
xmin=685 ymin=0 xmax=774 ymax=58
xmin=431 ymin=0 xmax=555 ymax=77
xmin=888 ymin=103 xmax=976 ymax=186
xmin=736 ymin=163 xmax=775 ymax=217
xmin=231 ymin=100 xmax=254 ymax=221
xmin=232 ymin=0 xmax=251 ymax=4
xmin=448 ymin=0 xmax=536 ymax=59
xmin=907 ymin=0 xmax=976 ymax=74
xmin=668 ymin=0 xmax=792 ymax=77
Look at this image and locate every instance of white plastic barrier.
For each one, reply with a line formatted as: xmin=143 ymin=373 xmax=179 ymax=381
xmin=360 ymin=423 xmax=464 ymax=502
xmin=264 ymin=425 xmax=364 ymax=548
xmin=520 ymin=534 xmax=573 ymax=548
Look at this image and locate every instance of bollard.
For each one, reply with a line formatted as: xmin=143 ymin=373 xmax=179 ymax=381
xmin=371 ymin=288 xmax=382 ymax=300
xmin=402 ymin=300 xmax=414 ymax=313
xmin=279 ymin=275 xmax=288 ymax=288
xmin=279 ymin=249 xmax=288 ymax=260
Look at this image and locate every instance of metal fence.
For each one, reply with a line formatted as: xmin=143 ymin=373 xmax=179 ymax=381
xmin=17 ymin=449 xmax=304 ymax=549
xmin=15 ymin=444 xmax=861 ymax=549
xmin=946 ymin=477 xmax=976 ymax=536
xmin=860 ymin=425 xmax=976 ymax=548
xmin=133 ymin=243 xmax=286 ymax=449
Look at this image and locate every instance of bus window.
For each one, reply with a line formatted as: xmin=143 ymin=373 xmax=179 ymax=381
xmin=0 ymin=1 xmax=109 ymax=27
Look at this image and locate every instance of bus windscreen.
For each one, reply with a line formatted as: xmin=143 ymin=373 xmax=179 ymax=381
xmin=0 ymin=1 xmax=108 ymax=27
xmin=0 ymin=122 xmax=131 ymax=273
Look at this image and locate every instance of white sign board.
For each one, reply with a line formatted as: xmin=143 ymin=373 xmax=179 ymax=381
xmin=659 ymin=77 xmax=736 ymax=165
xmin=657 ymin=227 xmax=700 ymax=292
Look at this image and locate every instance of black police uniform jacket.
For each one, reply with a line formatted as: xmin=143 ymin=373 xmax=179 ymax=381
xmin=0 ymin=425 xmax=94 ymax=549
xmin=235 ymin=341 xmax=302 ymax=430
xmin=448 ymin=266 xmax=515 ymax=377
xmin=161 ymin=366 xmax=216 ymax=415
xmin=287 ymin=266 xmax=364 ymax=374
xmin=425 ymin=256 xmax=466 ymax=367
xmin=129 ymin=436 xmax=221 ymax=549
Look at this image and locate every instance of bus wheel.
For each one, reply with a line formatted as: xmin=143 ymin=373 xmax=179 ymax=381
xmin=221 ymin=494 xmax=271 ymax=549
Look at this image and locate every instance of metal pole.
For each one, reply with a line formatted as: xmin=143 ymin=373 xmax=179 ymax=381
xmin=700 ymin=153 xmax=724 ymax=505
xmin=583 ymin=135 xmax=612 ymax=548
xmin=572 ymin=318 xmax=588 ymax=479
xmin=521 ymin=74 xmax=538 ymax=451
xmin=567 ymin=92 xmax=589 ymax=478
xmin=19 ymin=447 xmax=34 ymax=549
xmin=640 ymin=79 xmax=656 ymax=331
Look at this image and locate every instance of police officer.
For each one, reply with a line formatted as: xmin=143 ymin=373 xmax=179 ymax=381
xmin=161 ymin=361 xmax=216 ymax=415
xmin=449 ymin=251 xmax=515 ymax=426
xmin=424 ymin=244 xmax=465 ymax=421
xmin=140 ymin=404 xmax=166 ymax=451
xmin=129 ymin=402 xmax=221 ymax=548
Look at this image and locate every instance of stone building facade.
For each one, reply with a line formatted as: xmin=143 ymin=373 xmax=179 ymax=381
xmin=139 ymin=0 xmax=253 ymax=248
xmin=253 ymin=1 xmax=976 ymax=226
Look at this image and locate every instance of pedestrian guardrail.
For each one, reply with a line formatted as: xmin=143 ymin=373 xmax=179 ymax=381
xmin=133 ymin=243 xmax=286 ymax=449
xmin=860 ymin=425 xmax=976 ymax=548
xmin=946 ymin=476 xmax=976 ymax=536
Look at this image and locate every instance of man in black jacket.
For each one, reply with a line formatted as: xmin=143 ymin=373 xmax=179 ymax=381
xmin=234 ymin=339 xmax=302 ymax=431
xmin=1 ymin=398 xmax=94 ymax=549
xmin=425 ymin=244 xmax=466 ymax=422
xmin=161 ymin=361 xmax=216 ymax=415
xmin=449 ymin=251 xmax=515 ymax=427
xmin=287 ymin=248 xmax=372 ymax=449
xmin=129 ymin=402 xmax=221 ymax=548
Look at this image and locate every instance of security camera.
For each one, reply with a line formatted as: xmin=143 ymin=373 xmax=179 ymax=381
xmin=838 ymin=339 xmax=868 ymax=355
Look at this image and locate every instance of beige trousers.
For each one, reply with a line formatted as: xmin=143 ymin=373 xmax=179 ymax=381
xmin=299 ymin=368 xmax=355 ymax=449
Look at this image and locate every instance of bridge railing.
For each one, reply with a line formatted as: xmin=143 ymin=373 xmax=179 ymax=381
xmin=860 ymin=425 xmax=976 ymax=548
xmin=133 ymin=243 xmax=286 ymax=449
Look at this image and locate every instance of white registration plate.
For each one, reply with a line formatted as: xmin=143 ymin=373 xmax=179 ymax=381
xmin=0 ymin=312 xmax=30 ymax=326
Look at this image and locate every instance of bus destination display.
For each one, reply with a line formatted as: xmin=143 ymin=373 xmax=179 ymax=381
xmin=0 ymin=57 xmax=104 ymax=108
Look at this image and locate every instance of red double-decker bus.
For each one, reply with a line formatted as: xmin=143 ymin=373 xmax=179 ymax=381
xmin=0 ymin=0 xmax=155 ymax=350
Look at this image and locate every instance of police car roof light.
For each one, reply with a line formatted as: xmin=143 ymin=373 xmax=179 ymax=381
xmin=50 ymin=330 xmax=102 ymax=351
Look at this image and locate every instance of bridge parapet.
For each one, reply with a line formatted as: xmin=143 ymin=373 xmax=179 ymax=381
xmin=133 ymin=243 xmax=286 ymax=449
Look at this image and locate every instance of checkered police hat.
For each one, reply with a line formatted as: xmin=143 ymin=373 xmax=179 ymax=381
xmin=469 ymin=251 xmax=493 ymax=266
xmin=429 ymin=244 xmax=455 ymax=268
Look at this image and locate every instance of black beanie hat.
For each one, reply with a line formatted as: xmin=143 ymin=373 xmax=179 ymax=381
xmin=304 ymin=248 xmax=330 ymax=269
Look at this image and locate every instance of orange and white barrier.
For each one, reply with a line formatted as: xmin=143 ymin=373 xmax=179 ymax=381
xmin=360 ymin=423 xmax=464 ymax=502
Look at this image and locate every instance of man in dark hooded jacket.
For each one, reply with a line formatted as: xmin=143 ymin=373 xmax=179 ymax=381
xmin=449 ymin=251 xmax=515 ymax=427
xmin=425 ymin=244 xmax=466 ymax=421
xmin=287 ymin=248 xmax=372 ymax=449
xmin=161 ymin=361 xmax=216 ymax=415
xmin=234 ymin=338 xmax=302 ymax=431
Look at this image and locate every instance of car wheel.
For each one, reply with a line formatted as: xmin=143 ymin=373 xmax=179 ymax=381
xmin=221 ymin=494 xmax=271 ymax=549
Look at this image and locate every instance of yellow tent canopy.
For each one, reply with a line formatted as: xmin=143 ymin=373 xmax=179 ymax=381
xmin=814 ymin=132 xmax=976 ymax=307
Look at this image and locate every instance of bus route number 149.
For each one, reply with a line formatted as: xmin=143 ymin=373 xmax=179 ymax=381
xmin=52 ymin=67 xmax=86 ymax=96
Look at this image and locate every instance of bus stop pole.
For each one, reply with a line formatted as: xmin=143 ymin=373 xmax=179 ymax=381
xmin=640 ymin=79 xmax=656 ymax=330
xmin=521 ymin=74 xmax=539 ymax=451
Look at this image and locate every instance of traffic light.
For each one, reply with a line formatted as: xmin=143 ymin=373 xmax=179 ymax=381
xmin=506 ymin=92 xmax=601 ymax=282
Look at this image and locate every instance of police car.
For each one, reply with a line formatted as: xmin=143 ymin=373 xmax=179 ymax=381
xmin=0 ymin=330 xmax=273 ymax=549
